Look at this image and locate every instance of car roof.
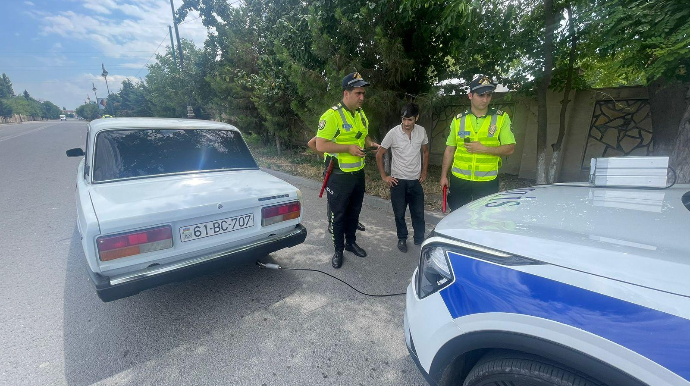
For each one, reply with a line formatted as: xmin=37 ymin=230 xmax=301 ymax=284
xmin=89 ymin=117 xmax=240 ymax=133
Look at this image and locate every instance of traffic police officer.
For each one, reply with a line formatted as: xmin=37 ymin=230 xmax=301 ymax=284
xmin=315 ymin=72 xmax=379 ymax=268
xmin=440 ymin=75 xmax=516 ymax=210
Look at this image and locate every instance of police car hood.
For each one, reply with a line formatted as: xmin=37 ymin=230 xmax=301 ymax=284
xmin=434 ymin=184 xmax=690 ymax=297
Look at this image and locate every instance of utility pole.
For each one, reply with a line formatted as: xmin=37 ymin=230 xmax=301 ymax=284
xmin=169 ymin=0 xmax=184 ymax=70
xmin=101 ymin=63 xmax=110 ymax=95
xmin=168 ymin=25 xmax=177 ymax=65
xmin=92 ymin=83 xmax=98 ymax=101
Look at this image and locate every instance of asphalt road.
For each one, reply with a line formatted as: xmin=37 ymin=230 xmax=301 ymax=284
xmin=0 ymin=120 xmax=440 ymax=386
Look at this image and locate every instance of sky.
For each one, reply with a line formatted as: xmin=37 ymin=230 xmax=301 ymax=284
xmin=0 ymin=0 xmax=211 ymax=109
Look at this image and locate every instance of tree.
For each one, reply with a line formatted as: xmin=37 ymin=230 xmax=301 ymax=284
xmin=41 ymin=101 xmax=62 ymax=119
xmin=76 ymin=103 xmax=100 ymax=121
xmin=535 ymin=0 xmax=556 ymax=185
xmin=22 ymin=90 xmax=30 ymax=100
xmin=0 ymin=73 xmax=14 ymax=98
xmin=0 ymin=99 xmax=13 ymax=119
xmin=598 ymin=0 xmax=690 ymax=182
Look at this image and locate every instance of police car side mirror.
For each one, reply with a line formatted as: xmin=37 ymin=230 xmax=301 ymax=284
xmin=66 ymin=148 xmax=85 ymax=157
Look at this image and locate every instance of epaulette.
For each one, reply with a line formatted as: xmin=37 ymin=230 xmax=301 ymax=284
xmin=331 ymin=105 xmax=338 ymax=110
xmin=456 ymin=113 xmax=462 ymax=119
xmin=496 ymin=109 xmax=505 ymax=115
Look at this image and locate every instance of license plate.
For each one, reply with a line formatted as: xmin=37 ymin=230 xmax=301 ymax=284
xmin=179 ymin=213 xmax=254 ymax=242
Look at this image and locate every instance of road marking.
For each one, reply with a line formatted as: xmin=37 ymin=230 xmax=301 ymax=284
xmin=0 ymin=123 xmax=59 ymax=143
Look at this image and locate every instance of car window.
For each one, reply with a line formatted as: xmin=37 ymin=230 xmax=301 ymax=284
xmin=92 ymin=128 xmax=258 ymax=182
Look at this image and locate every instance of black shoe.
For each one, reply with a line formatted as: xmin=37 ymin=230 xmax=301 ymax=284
xmin=332 ymin=251 xmax=343 ymax=268
xmin=345 ymin=243 xmax=367 ymax=257
xmin=357 ymin=222 xmax=366 ymax=231
xmin=397 ymin=239 xmax=408 ymax=253
xmin=413 ymin=239 xmax=423 ymax=246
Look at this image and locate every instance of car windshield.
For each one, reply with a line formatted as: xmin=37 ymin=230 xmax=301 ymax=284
xmin=92 ymin=128 xmax=258 ymax=182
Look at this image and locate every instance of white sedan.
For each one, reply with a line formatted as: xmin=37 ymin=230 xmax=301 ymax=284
xmin=67 ymin=118 xmax=307 ymax=302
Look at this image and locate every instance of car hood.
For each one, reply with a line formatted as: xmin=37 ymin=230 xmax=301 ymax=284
xmin=434 ymin=184 xmax=690 ymax=297
xmin=88 ymin=169 xmax=299 ymax=231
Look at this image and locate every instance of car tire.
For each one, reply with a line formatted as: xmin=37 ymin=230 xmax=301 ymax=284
xmin=462 ymin=350 xmax=602 ymax=386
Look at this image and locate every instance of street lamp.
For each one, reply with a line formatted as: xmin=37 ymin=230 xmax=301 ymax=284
xmin=101 ymin=63 xmax=110 ymax=95
xmin=92 ymin=83 xmax=98 ymax=101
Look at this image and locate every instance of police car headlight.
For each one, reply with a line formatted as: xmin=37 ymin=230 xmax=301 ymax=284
xmin=417 ymin=245 xmax=453 ymax=299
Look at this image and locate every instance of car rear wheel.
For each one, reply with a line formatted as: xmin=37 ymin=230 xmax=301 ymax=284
xmin=462 ymin=350 xmax=602 ymax=386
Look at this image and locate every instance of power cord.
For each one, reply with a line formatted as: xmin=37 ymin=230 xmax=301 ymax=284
xmin=256 ymin=261 xmax=407 ymax=297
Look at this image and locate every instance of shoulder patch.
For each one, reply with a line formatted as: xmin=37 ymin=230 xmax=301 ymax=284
xmin=318 ymin=119 xmax=326 ymax=130
xmin=496 ymin=109 xmax=505 ymax=115
xmin=456 ymin=113 xmax=463 ymax=119
xmin=331 ymin=105 xmax=338 ymax=110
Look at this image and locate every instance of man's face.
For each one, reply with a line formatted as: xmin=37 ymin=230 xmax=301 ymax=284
xmin=401 ymin=115 xmax=417 ymax=130
xmin=343 ymin=87 xmax=366 ymax=110
xmin=468 ymin=91 xmax=493 ymax=111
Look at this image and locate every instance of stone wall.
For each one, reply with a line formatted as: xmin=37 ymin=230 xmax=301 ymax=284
xmin=418 ymin=84 xmax=688 ymax=182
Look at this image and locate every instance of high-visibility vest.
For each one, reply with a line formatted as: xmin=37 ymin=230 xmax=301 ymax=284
xmin=324 ymin=103 xmax=368 ymax=172
xmin=450 ymin=109 xmax=507 ymax=181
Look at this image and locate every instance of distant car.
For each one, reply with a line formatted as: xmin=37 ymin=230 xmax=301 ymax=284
xmin=405 ymin=183 xmax=690 ymax=386
xmin=102 ymin=115 xmax=113 ymax=118
xmin=60 ymin=114 xmax=66 ymax=121
xmin=66 ymin=118 xmax=307 ymax=301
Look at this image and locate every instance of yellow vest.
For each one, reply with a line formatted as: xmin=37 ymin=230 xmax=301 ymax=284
xmin=451 ymin=109 xmax=506 ymax=181
xmin=324 ymin=103 xmax=368 ymax=172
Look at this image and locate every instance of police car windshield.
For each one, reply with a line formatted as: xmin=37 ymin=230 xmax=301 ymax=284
xmin=92 ymin=128 xmax=258 ymax=182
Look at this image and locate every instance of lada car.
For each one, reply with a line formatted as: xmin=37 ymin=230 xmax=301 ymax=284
xmin=66 ymin=118 xmax=307 ymax=302
xmin=405 ymin=183 xmax=689 ymax=386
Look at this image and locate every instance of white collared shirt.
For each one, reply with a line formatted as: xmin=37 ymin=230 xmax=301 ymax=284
xmin=380 ymin=124 xmax=429 ymax=180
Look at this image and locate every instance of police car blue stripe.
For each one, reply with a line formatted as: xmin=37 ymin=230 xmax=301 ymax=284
xmin=440 ymin=251 xmax=690 ymax=381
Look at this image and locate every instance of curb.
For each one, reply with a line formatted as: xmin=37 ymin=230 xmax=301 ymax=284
xmin=261 ymin=168 xmax=445 ymax=226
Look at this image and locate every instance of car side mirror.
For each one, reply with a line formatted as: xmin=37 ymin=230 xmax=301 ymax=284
xmin=66 ymin=148 xmax=85 ymax=157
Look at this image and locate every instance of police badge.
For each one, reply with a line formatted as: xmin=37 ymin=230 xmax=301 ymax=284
xmin=318 ymin=120 xmax=326 ymax=130
xmin=488 ymin=124 xmax=497 ymax=136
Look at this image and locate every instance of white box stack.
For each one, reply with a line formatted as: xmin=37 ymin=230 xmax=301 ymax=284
xmin=589 ymin=156 xmax=669 ymax=188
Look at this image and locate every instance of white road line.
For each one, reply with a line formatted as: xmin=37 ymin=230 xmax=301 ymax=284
xmin=0 ymin=122 xmax=60 ymax=143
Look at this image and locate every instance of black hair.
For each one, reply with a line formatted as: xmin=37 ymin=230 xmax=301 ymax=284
xmin=401 ymin=103 xmax=420 ymax=118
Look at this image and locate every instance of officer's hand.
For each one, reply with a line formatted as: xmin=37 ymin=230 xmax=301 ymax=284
xmin=440 ymin=176 xmax=449 ymax=189
xmin=419 ymin=172 xmax=427 ymax=184
xmin=465 ymin=141 xmax=486 ymax=154
xmin=383 ymin=176 xmax=398 ymax=187
xmin=348 ymin=145 xmax=366 ymax=157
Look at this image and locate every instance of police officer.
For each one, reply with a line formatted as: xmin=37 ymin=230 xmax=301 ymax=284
xmin=440 ymin=75 xmax=516 ymax=210
xmin=315 ymin=72 xmax=379 ymax=268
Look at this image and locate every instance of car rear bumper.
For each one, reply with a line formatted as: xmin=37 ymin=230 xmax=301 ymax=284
xmin=87 ymin=224 xmax=307 ymax=302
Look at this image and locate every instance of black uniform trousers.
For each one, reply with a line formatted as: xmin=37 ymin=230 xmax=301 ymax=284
xmin=448 ymin=175 xmax=499 ymax=211
xmin=390 ymin=179 xmax=425 ymax=243
xmin=326 ymin=169 xmax=365 ymax=252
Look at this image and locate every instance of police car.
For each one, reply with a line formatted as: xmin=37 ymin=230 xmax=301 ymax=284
xmin=405 ymin=165 xmax=689 ymax=385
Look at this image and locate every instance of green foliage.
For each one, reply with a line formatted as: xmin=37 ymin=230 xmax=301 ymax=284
xmin=0 ymin=99 xmax=13 ymax=118
xmin=76 ymin=103 xmax=100 ymax=121
xmin=0 ymin=73 xmax=14 ymax=99
xmin=596 ymin=0 xmax=690 ymax=84
xmin=41 ymin=101 xmax=62 ymax=119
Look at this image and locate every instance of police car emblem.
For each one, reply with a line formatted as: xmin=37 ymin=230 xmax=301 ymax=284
xmin=489 ymin=124 xmax=497 ymax=136
xmin=318 ymin=120 xmax=326 ymax=130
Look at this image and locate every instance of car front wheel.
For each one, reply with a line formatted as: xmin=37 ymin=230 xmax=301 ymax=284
xmin=463 ymin=350 xmax=602 ymax=386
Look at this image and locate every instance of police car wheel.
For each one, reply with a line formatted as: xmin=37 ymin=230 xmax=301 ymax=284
xmin=463 ymin=350 xmax=601 ymax=386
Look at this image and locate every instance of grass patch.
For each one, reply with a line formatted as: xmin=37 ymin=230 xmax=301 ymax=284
xmin=247 ymin=138 xmax=535 ymax=212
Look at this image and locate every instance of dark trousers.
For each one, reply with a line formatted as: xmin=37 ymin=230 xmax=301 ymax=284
xmin=390 ymin=179 xmax=425 ymax=242
xmin=326 ymin=170 xmax=365 ymax=252
xmin=448 ymin=175 xmax=499 ymax=211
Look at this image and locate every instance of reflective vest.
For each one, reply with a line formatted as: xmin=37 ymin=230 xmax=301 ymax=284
xmin=451 ymin=109 xmax=506 ymax=181
xmin=325 ymin=103 xmax=368 ymax=172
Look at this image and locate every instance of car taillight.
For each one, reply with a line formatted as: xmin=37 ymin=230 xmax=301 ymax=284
xmin=262 ymin=201 xmax=301 ymax=226
xmin=97 ymin=225 xmax=173 ymax=261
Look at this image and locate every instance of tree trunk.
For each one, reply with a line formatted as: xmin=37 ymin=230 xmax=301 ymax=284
xmin=275 ymin=135 xmax=282 ymax=156
xmin=548 ymin=4 xmax=577 ymax=184
xmin=536 ymin=0 xmax=555 ymax=185
xmin=670 ymin=88 xmax=690 ymax=183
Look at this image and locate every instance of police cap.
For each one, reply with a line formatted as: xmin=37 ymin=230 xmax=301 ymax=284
xmin=469 ymin=75 xmax=496 ymax=95
xmin=342 ymin=72 xmax=370 ymax=90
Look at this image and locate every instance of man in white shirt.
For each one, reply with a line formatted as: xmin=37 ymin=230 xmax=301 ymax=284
xmin=375 ymin=103 xmax=429 ymax=253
